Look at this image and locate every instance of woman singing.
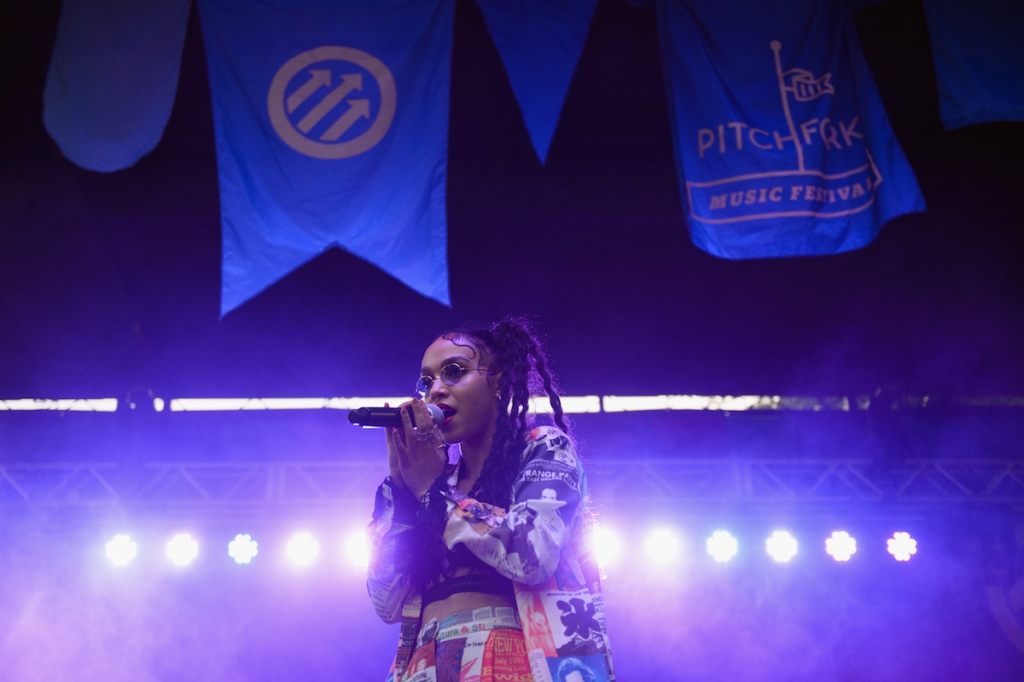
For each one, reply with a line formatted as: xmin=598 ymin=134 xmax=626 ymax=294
xmin=367 ymin=316 xmax=614 ymax=682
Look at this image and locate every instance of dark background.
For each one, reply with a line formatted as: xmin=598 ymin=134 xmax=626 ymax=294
xmin=3 ymin=0 xmax=1022 ymax=408
xmin=2 ymin=0 xmax=1024 ymax=680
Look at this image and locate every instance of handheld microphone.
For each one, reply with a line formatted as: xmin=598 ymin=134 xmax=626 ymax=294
xmin=347 ymin=403 xmax=444 ymax=428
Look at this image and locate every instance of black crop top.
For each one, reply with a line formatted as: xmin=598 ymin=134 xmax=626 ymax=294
xmin=421 ymin=542 xmax=515 ymax=606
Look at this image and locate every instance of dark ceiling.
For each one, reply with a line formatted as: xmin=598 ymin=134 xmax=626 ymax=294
xmin=1 ymin=0 xmax=1022 ymax=463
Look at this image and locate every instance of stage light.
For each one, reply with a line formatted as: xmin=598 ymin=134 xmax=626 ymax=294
xmin=105 ymin=534 xmax=138 ymax=566
xmin=343 ymin=530 xmax=369 ymax=568
xmin=887 ymin=532 xmax=917 ymax=561
xmin=592 ymin=525 xmax=622 ymax=568
xmin=287 ymin=532 xmax=319 ymax=566
xmin=166 ymin=533 xmax=199 ymax=566
xmin=529 ymin=395 xmax=601 ymax=414
xmin=163 ymin=396 xmax=604 ymax=413
xmin=601 ymin=394 xmax=779 ymax=412
xmin=826 ymin=531 xmax=857 ymax=562
xmin=644 ymin=528 xmax=681 ymax=564
xmin=766 ymin=531 xmax=797 ymax=562
xmin=706 ymin=530 xmax=738 ymax=562
xmin=169 ymin=396 xmax=428 ymax=412
xmin=228 ymin=534 xmax=258 ymax=564
xmin=0 ymin=398 xmax=118 ymax=412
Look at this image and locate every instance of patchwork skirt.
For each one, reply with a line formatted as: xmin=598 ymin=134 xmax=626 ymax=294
xmin=399 ymin=605 xmax=532 ymax=682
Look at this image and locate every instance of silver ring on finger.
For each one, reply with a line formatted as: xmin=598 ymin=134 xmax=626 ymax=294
xmin=415 ymin=431 xmax=435 ymax=442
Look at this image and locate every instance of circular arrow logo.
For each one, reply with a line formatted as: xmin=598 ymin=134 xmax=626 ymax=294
xmin=267 ymin=46 xmax=396 ymax=160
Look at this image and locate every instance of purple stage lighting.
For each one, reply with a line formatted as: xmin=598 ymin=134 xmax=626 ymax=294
xmin=887 ymin=532 xmax=917 ymax=561
xmin=228 ymin=534 xmax=259 ymax=564
xmin=287 ymin=532 xmax=319 ymax=566
xmin=826 ymin=531 xmax=857 ymax=562
xmin=344 ymin=530 xmax=369 ymax=568
xmin=645 ymin=528 xmax=682 ymax=565
xmin=105 ymin=534 xmax=138 ymax=566
xmin=766 ymin=531 xmax=798 ymax=563
xmin=592 ymin=524 xmax=622 ymax=569
xmin=166 ymin=533 xmax=199 ymax=566
xmin=706 ymin=530 xmax=738 ymax=563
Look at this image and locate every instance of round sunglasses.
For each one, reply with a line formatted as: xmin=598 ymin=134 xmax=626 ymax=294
xmin=416 ymin=362 xmax=485 ymax=396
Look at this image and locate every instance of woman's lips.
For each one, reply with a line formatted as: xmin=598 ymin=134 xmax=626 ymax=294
xmin=437 ymin=404 xmax=456 ymax=425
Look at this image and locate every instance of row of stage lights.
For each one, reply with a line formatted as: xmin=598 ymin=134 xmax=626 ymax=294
xmin=634 ymin=528 xmax=918 ymax=564
xmin=103 ymin=527 xmax=919 ymax=568
xmin=104 ymin=531 xmax=367 ymax=568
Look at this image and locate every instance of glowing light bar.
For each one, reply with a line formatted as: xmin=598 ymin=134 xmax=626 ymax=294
xmin=166 ymin=396 xmax=603 ymax=414
xmin=168 ymin=397 xmax=413 ymax=412
xmin=601 ymin=395 xmax=862 ymax=412
xmin=706 ymin=530 xmax=738 ymax=562
xmin=887 ymin=532 xmax=917 ymax=561
xmin=766 ymin=531 xmax=798 ymax=562
xmin=604 ymin=394 xmax=780 ymax=412
xmin=105 ymin=534 xmax=138 ymax=566
xmin=529 ymin=395 xmax=601 ymax=414
xmin=167 ymin=533 xmax=199 ymax=566
xmin=287 ymin=532 xmax=319 ymax=566
xmin=228 ymin=534 xmax=258 ymax=565
xmin=0 ymin=398 xmax=118 ymax=412
xmin=826 ymin=531 xmax=857 ymax=562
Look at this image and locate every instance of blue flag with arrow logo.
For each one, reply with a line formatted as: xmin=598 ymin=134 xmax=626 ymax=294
xmin=197 ymin=0 xmax=454 ymax=314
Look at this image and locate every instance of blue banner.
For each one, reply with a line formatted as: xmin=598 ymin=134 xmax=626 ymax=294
xmin=922 ymin=0 xmax=1024 ymax=130
xmin=656 ymin=0 xmax=925 ymax=258
xmin=475 ymin=0 xmax=599 ymax=164
xmin=43 ymin=0 xmax=191 ymax=172
xmin=197 ymin=0 xmax=454 ymax=314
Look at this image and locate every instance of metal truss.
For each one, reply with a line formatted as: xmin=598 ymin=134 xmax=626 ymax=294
xmin=3 ymin=458 xmax=1024 ymax=513
xmin=591 ymin=458 xmax=1024 ymax=511
xmin=0 ymin=461 xmax=384 ymax=509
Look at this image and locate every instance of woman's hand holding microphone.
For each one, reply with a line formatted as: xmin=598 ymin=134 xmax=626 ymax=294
xmin=385 ymin=398 xmax=446 ymax=499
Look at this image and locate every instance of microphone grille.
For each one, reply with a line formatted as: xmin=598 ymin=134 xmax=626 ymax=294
xmin=425 ymin=403 xmax=444 ymax=426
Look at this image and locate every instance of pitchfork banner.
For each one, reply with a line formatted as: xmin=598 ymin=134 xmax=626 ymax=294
xmin=655 ymin=0 xmax=925 ymax=259
xmin=197 ymin=0 xmax=454 ymax=314
xmin=475 ymin=0 xmax=599 ymax=164
xmin=922 ymin=0 xmax=1024 ymax=130
xmin=43 ymin=0 xmax=191 ymax=172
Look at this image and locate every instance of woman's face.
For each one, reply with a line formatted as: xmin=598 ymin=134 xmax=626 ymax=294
xmin=420 ymin=336 xmax=500 ymax=452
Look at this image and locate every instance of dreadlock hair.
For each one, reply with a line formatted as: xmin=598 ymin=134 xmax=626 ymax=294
xmin=439 ymin=315 xmax=569 ymax=507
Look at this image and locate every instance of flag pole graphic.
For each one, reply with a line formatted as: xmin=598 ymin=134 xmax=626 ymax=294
xmin=771 ymin=40 xmax=805 ymax=172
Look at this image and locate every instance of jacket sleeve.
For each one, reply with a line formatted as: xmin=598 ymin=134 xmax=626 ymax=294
xmin=442 ymin=426 xmax=583 ymax=587
xmin=365 ymin=477 xmax=423 ymax=624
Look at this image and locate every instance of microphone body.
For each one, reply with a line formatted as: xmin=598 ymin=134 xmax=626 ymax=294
xmin=348 ymin=403 xmax=444 ymax=428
